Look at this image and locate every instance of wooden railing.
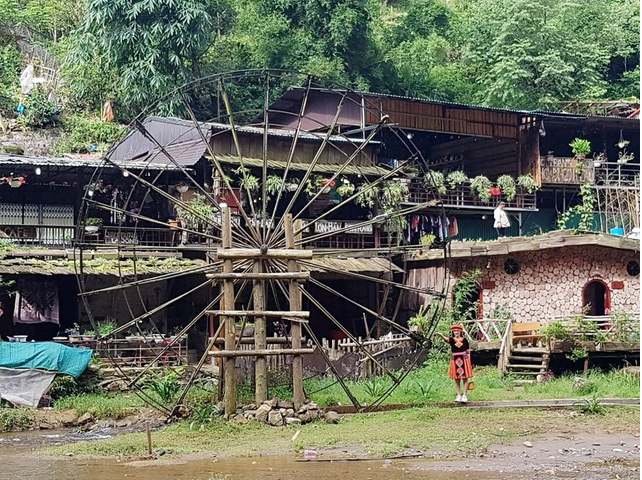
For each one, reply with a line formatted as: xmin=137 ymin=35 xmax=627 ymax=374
xmin=540 ymin=155 xmax=595 ymax=184
xmin=407 ymin=182 xmax=537 ymax=210
xmin=0 ymin=223 xmax=397 ymax=251
xmin=462 ymin=318 xmax=510 ymax=342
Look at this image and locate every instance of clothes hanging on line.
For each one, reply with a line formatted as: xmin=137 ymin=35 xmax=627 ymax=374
xmin=406 ymin=214 xmax=459 ymax=244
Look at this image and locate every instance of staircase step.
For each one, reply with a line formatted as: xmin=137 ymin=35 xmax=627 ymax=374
xmin=512 ymin=347 xmax=548 ymax=354
xmin=509 ymin=355 xmax=546 ymax=362
xmin=504 ymin=371 xmax=542 ymax=376
xmin=507 ymin=364 xmax=546 ymax=370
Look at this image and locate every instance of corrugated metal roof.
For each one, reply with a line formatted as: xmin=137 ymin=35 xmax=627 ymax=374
xmin=281 ymin=87 xmax=640 ymax=126
xmin=0 ymin=153 xmax=187 ymax=171
xmin=208 ymin=122 xmax=379 ymax=144
xmin=211 ymin=153 xmax=389 ymax=177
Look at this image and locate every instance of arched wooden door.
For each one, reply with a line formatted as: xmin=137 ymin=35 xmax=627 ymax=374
xmin=582 ymin=280 xmax=611 ymax=316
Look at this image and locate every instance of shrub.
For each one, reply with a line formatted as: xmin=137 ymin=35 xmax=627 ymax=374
xmin=17 ymin=90 xmax=61 ymax=129
xmin=53 ymin=115 xmax=126 ymax=155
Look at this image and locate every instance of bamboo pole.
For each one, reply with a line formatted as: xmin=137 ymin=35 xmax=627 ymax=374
xmin=207 ymin=272 xmax=310 ymax=281
xmin=285 ymin=214 xmax=305 ymax=408
xmin=222 ymin=207 xmax=237 ymax=417
xmin=253 ymin=258 xmax=268 ymax=403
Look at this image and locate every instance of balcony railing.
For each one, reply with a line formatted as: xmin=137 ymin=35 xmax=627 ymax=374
xmin=540 ymin=155 xmax=595 ymax=184
xmin=407 ymin=182 xmax=537 ymax=210
xmin=0 ymin=223 xmax=400 ymax=251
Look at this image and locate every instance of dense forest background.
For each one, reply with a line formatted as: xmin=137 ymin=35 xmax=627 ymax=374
xmin=0 ymin=0 xmax=639 ymax=140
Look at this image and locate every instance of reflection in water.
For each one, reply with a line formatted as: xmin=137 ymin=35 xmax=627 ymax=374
xmin=0 ymin=453 xmax=504 ymax=480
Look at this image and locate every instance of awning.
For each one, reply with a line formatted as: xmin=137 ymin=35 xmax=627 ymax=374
xmin=302 ymin=256 xmax=403 ymax=275
xmin=210 ymin=153 xmax=389 ymax=177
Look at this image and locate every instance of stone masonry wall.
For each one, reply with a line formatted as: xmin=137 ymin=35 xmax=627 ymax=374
xmin=446 ymin=245 xmax=639 ymax=323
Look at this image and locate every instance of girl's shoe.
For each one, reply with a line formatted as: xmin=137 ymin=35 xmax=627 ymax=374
xmin=455 ymin=394 xmax=462 ymax=402
xmin=461 ymin=395 xmax=468 ymax=403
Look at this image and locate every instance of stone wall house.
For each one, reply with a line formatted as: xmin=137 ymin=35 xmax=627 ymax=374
xmin=404 ymin=231 xmax=640 ymax=324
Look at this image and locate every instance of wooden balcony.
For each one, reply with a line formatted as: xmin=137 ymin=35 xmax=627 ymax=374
xmin=407 ymin=182 xmax=537 ymax=210
xmin=540 ymin=155 xmax=595 ymax=185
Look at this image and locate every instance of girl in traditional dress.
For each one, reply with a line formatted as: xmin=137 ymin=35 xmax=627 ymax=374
xmin=437 ymin=324 xmax=473 ymax=403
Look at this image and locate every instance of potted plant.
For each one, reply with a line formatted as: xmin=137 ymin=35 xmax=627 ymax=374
xmin=336 ymin=179 xmax=355 ymax=197
xmin=517 ymin=174 xmax=538 ymax=194
xmin=355 ymin=183 xmax=379 ymax=208
xmin=84 ymin=217 xmax=103 ymax=233
xmin=286 ymin=177 xmax=300 ymax=192
xmin=420 ymin=233 xmax=436 ymax=246
xmin=176 ymin=193 xmax=215 ymax=234
xmin=446 ymin=170 xmax=468 ymax=190
xmin=569 ymin=138 xmax=591 ymax=158
xmin=97 ymin=319 xmax=117 ymax=337
xmin=469 ymin=175 xmax=492 ymax=203
xmin=175 ymin=181 xmax=189 ymax=194
xmin=380 ymin=181 xmax=409 ymax=210
xmin=265 ymin=174 xmax=286 ymax=197
xmin=496 ymin=175 xmax=517 ymax=201
xmin=423 ymin=170 xmax=447 ymax=195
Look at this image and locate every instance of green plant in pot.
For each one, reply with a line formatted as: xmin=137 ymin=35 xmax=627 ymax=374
xmin=470 ymin=175 xmax=492 ymax=203
xmin=446 ymin=170 xmax=468 ymax=190
xmin=423 ymin=170 xmax=446 ymax=195
xmin=97 ymin=319 xmax=117 ymax=337
xmin=496 ymin=175 xmax=516 ymax=201
xmin=569 ymin=138 xmax=591 ymax=158
xmin=517 ymin=174 xmax=538 ymax=193
xmin=84 ymin=217 xmax=103 ymax=233
xmin=265 ymin=174 xmax=286 ymax=198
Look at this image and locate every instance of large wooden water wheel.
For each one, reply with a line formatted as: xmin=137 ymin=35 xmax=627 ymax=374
xmin=77 ymin=70 xmax=448 ymax=417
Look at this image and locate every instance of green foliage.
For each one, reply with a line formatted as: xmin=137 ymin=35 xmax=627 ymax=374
xmin=189 ymin=402 xmax=221 ymax=431
xmin=569 ymin=138 xmax=591 ymax=156
xmin=361 ymin=377 xmax=390 ymax=399
xmin=97 ymin=319 xmax=117 ymax=336
xmin=516 ymin=174 xmax=538 ymax=194
xmin=452 ymin=269 xmax=482 ymax=321
xmin=53 ymin=116 xmax=126 ymax=155
xmin=446 ymin=170 xmax=468 ymax=190
xmin=0 ymin=408 xmax=35 ymax=432
xmin=17 ymin=90 xmax=61 ymax=129
xmin=557 ymin=183 xmax=597 ymax=230
xmin=423 ymin=170 xmax=446 ymax=195
xmin=55 ymin=393 xmax=144 ymax=419
xmin=143 ymin=370 xmax=182 ymax=404
xmin=265 ymin=174 xmax=286 ymax=197
xmin=469 ymin=175 xmax=492 ymax=202
xmin=355 ymin=183 xmax=379 ymax=209
xmin=177 ymin=193 xmax=215 ymax=233
xmin=496 ymin=175 xmax=516 ymax=201
xmin=575 ymin=393 xmax=605 ymax=415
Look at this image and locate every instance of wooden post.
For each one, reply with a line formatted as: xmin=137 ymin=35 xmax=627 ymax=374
xmin=254 ymin=258 xmax=268 ymax=403
xmin=285 ymin=214 xmax=305 ymax=408
xmin=222 ymin=207 xmax=237 ymax=417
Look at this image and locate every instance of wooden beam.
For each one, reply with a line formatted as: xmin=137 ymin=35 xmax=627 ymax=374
xmin=221 ymin=207 xmax=236 ymax=417
xmin=209 ymin=348 xmax=316 ymax=357
xmin=253 ymin=259 xmax=267 ymax=403
xmin=205 ymin=309 xmax=309 ymax=318
xmin=217 ymin=248 xmax=313 ymax=260
xmin=286 ymin=214 xmax=305 ymax=409
xmin=207 ymin=272 xmax=310 ymax=281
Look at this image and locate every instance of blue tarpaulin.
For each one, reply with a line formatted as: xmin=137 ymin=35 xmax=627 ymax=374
xmin=0 ymin=342 xmax=92 ymax=378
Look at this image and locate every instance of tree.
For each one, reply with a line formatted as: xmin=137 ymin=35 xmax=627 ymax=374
xmin=72 ymin=0 xmax=224 ymax=114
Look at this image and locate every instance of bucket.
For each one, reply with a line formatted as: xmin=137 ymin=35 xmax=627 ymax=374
xmin=610 ymin=227 xmax=624 ymax=236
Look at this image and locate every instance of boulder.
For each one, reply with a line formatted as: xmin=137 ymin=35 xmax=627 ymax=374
xmin=268 ymin=411 xmax=284 ymax=426
xmin=324 ymin=411 xmax=341 ymax=424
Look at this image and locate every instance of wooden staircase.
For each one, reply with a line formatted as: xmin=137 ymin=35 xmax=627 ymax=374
xmin=499 ymin=322 xmax=550 ymax=384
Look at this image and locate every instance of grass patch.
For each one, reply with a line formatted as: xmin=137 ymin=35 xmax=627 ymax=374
xmin=0 ymin=408 xmax=35 ymax=432
xmin=43 ymin=406 xmax=640 ymax=458
xmin=305 ymin=362 xmax=640 ymax=406
xmin=54 ymin=393 xmax=145 ymax=420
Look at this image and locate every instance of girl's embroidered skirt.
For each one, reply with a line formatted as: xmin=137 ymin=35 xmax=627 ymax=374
xmin=449 ymin=351 xmax=473 ymax=379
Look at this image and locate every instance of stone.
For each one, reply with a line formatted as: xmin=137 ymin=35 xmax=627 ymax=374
xmin=324 ymin=411 xmax=341 ymax=424
xmin=285 ymin=408 xmax=295 ymax=417
xmin=231 ymin=414 xmax=248 ymax=424
xmin=59 ymin=412 xmax=79 ymax=427
xmin=285 ymin=417 xmax=302 ymax=426
xmin=77 ymin=412 xmax=95 ymax=426
xmin=268 ymin=411 xmax=284 ymax=426
xmin=255 ymin=404 xmax=272 ymax=422
xmin=264 ymin=398 xmax=278 ymax=408
xmin=523 ymin=441 xmax=533 ymax=448
xmin=298 ymin=413 xmax=311 ymax=423
xmin=277 ymin=400 xmax=294 ymax=409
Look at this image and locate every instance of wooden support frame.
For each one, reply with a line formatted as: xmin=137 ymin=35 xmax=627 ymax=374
xmin=205 ymin=310 xmax=309 ymax=318
xmin=222 ymin=207 xmax=237 ymax=417
xmin=207 ymin=272 xmax=310 ymax=281
xmin=216 ymin=248 xmax=313 ymax=260
xmin=209 ymin=348 xmax=315 ymax=357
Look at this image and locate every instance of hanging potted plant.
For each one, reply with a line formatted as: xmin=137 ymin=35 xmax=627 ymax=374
xmin=380 ymin=181 xmax=409 ymax=210
xmin=265 ymin=174 xmax=286 ymax=198
xmin=175 ymin=181 xmax=189 ymax=194
xmin=517 ymin=174 xmax=538 ymax=194
xmin=496 ymin=175 xmax=516 ymax=201
xmin=470 ymin=175 xmax=492 ymax=203
xmin=318 ymin=177 xmax=336 ymax=194
xmin=446 ymin=170 xmax=468 ymax=190
xmin=336 ymin=178 xmax=355 ymax=197
xmin=423 ymin=170 xmax=447 ymax=195
xmin=355 ymin=183 xmax=379 ymax=208
xmin=286 ymin=177 xmax=300 ymax=192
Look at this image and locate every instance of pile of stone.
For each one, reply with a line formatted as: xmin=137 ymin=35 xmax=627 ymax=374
xmin=230 ymin=398 xmax=340 ymax=426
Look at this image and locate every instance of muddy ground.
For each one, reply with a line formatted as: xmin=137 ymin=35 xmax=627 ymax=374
xmin=2 ymin=407 xmax=640 ymax=480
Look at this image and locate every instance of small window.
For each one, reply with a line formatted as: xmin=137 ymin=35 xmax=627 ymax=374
xmin=626 ymin=260 xmax=640 ymax=277
xmin=504 ymin=258 xmax=520 ymax=275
